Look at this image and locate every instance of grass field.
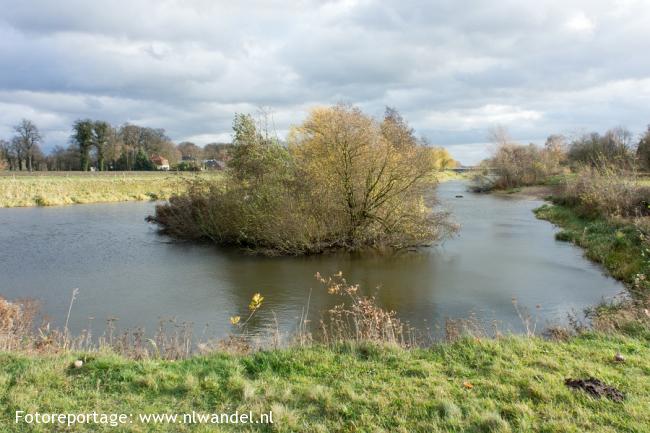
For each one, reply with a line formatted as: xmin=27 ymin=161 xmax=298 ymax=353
xmin=0 ymin=172 xmax=222 ymax=207
xmin=2 ymin=334 xmax=649 ymax=433
xmin=0 ymin=170 xmax=460 ymax=208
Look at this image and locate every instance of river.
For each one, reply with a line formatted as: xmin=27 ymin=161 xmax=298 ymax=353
xmin=0 ymin=181 xmax=624 ymax=341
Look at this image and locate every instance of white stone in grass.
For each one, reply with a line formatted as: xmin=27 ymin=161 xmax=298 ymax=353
xmin=73 ymin=360 xmax=83 ymax=369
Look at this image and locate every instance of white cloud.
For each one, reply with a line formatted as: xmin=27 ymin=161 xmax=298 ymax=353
xmin=565 ymin=11 xmax=596 ymax=34
xmin=0 ymin=0 xmax=649 ymax=163
xmin=425 ymin=105 xmax=543 ymax=130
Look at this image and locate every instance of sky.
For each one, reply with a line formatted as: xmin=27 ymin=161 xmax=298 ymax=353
xmin=1 ymin=0 xmax=649 ymax=164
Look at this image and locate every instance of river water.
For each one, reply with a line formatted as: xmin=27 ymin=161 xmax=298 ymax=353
xmin=0 ymin=181 xmax=624 ymax=340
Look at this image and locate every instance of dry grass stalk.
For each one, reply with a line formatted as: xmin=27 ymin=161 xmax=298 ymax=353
xmin=316 ymin=272 xmax=419 ymax=347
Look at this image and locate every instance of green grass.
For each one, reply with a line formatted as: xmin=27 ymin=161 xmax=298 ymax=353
xmin=2 ymin=335 xmax=649 ymax=432
xmin=0 ymin=172 xmax=223 ymax=207
xmin=534 ymin=204 xmax=649 ymax=290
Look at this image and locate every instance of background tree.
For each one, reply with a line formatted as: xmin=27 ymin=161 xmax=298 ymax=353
xmin=177 ymin=141 xmax=203 ymax=162
xmin=0 ymin=140 xmax=8 ymax=170
xmin=228 ymin=113 xmax=289 ymax=182
xmin=13 ymin=119 xmax=42 ymax=171
xmin=133 ymin=148 xmax=155 ymax=170
xmin=117 ymin=123 xmax=141 ymax=170
xmin=114 ymin=124 xmax=171 ymax=170
xmin=92 ymin=121 xmax=112 ymax=171
xmin=203 ymin=142 xmax=231 ymax=160
xmin=545 ymin=134 xmax=568 ymax=166
xmin=485 ymin=126 xmax=564 ymax=189
xmin=72 ymin=119 xmax=94 ymax=171
xmin=10 ymin=137 xmax=25 ymax=170
xmin=428 ymin=145 xmax=458 ymax=170
xmin=0 ymin=139 xmax=14 ymax=170
xmin=567 ymin=127 xmax=635 ymax=168
xmin=156 ymin=140 xmax=182 ymax=166
xmin=46 ymin=145 xmax=80 ymax=171
xmin=637 ymin=125 xmax=650 ymax=170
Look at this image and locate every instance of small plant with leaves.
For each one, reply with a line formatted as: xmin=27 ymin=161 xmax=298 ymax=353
xmin=228 ymin=293 xmax=264 ymax=332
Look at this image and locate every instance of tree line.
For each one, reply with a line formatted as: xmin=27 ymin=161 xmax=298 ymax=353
xmin=481 ymin=125 xmax=650 ymax=190
xmin=0 ymin=119 xmax=231 ymax=172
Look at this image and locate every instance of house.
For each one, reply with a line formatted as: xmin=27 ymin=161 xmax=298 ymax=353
xmin=151 ymin=155 xmax=170 ymax=170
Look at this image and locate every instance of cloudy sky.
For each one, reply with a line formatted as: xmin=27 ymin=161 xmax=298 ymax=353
xmin=1 ymin=0 xmax=649 ymax=164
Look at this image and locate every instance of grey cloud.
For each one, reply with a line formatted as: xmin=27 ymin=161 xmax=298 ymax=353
xmin=0 ymin=0 xmax=649 ymax=164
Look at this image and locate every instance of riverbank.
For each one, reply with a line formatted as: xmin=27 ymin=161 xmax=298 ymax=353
xmin=0 ymin=172 xmax=222 ymax=207
xmin=2 ymin=334 xmax=649 ymax=432
xmin=534 ymin=203 xmax=649 ymax=292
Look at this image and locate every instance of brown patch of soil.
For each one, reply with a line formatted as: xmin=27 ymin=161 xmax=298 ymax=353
xmin=565 ymin=377 xmax=625 ymax=402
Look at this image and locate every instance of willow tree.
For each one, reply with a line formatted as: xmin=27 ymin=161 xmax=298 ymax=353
xmin=289 ymin=105 xmax=445 ymax=248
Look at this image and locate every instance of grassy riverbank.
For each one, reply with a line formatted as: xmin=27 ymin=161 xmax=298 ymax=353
xmin=534 ymin=204 xmax=649 ymax=291
xmin=0 ymin=172 xmax=223 ymax=207
xmin=2 ymin=334 xmax=649 ymax=432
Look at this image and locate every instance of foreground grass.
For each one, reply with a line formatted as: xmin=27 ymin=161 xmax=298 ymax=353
xmin=534 ymin=203 xmax=649 ymax=291
xmin=0 ymin=172 xmax=223 ymax=207
xmin=2 ymin=335 xmax=649 ymax=432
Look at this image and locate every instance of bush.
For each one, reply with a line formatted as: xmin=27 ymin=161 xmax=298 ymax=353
xmin=149 ymin=106 xmax=457 ymax=255
xmin=480 ymin=127 xmax=564 ymax=190
xmin=489 ymin=143 xmax=562 ymax=189
xmin=556 ymin=166 xmax=650 ymax=219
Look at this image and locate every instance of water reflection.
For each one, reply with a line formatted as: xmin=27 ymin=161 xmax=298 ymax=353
xmin=0 ymin=181 xmax=624 ymax=340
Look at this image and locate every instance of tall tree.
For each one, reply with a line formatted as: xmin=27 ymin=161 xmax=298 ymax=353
xmin=93 ymin=121 xmax=111 ymax=171
xmin=72 ymin=119 xmax=95 ymax=171
xmin=568 ymin=127 xmax=635 ymax=168
xmin=117 ymin=124 xmax=170 ymax=170
xmin=13 ymin=119 xmax=42 ymax=171
xmin=291 ymin=105 xmax=436 ymax=244
xmin=10 ymin=137 xmax=25 ymax=170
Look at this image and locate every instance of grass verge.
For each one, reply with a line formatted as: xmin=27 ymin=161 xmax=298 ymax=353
xmin=0 ymin=172 xmax=223 ymax=207
xmin=2 ymin=335 xmax=649 ymax=432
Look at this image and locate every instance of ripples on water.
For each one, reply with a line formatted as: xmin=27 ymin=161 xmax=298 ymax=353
xmin=0 ymin=181 xmax=624 ymax=340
